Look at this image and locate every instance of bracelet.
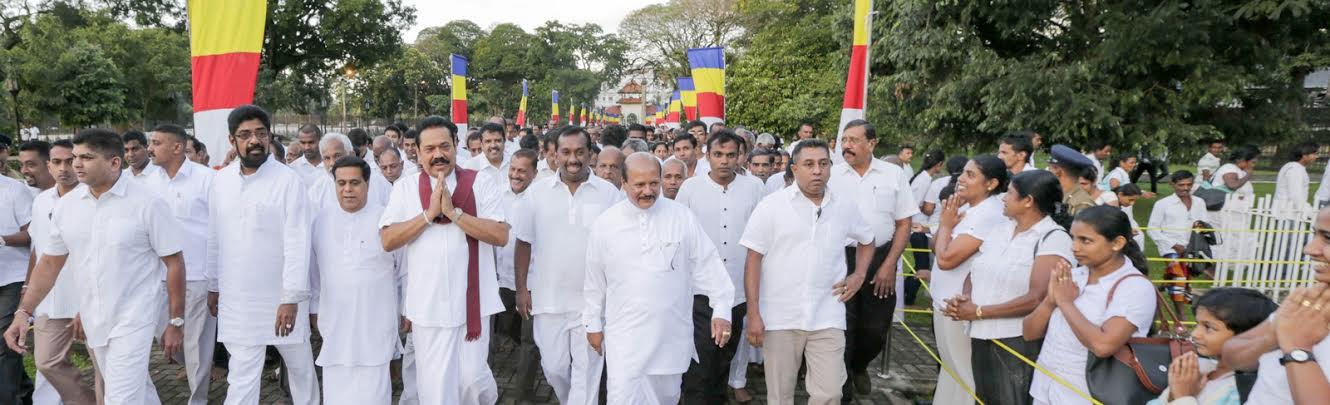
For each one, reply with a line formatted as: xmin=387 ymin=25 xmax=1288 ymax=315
xmin=14 ymin=308 xmax=32 ymax=322
xmin=975 ymin=306 xmax=983 ymax=320
xmin=420 ymin=212 xmax=432 ymax=225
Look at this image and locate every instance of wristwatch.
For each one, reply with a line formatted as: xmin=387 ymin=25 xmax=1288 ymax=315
xmin=168 ymin=317 xmax=185 ymax=328
xmin=449 ymin=207 xmax=464 ymax=221
xmin=1280 ymin=349 xmax=1317 ymax=365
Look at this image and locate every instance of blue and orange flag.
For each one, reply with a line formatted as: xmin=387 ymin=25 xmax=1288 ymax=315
xmin=551 ymin=90 xmax=560 ymax=125
xmin=677 ymin=77 xmax=696 ymax=122
xmin=687 ymin=47 xmax=725 ymax=126
xmin=188 ymin=0 xmax=267 ymax=166
xmin=451 ymin=54 xmax=469 ymax=134
xmin=836 ymin=0 xmax=873 ymax=154
xmin=665 ymin=91 xmax=682 ymax=128
xmin=516 ymin=79 xmax=528 ymax=127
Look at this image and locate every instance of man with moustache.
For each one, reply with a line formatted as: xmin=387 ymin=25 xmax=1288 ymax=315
xmin=461 ymin=123 xmax=511 ymax=180
xmin=495 ymin=149 xmax=541 ymax=399
xmin=662 ymin=159 xmax=687 ymax=200
xmin=675 ymin=131 xmax=766 ymax=404
xmin=310 ymin=156 xmax=401 ymax=402
xmin=26 ymin=139 xmax=99 ymax=404
xmin=122 ymin=130 xmax=162 ymax=183
xmin=17 ymin=141 xmax=54 ymax=191
xmin=826 ymin=120 xmax=917 ymax=399
xmin=746 ymin=148 xmax=776 ymax=185
xmin=308 ymin=133 xmax=391 ymax=211
xmin=584 ymin=152 xmax=735 ymax=404
xmin=513 ymin=126 xmax=620 ymax=405
xmin=144 ymin=124 xmax=217 ymax=405
xmin=6 ymin=129 xmax=186 ymax=404
xmin=596 ymin=146 xmax=626 ymax=189
xmin=379 ymin=116 xmax=510 ymax=404
xmin=208 ymin=105 xmax=320 ymax=405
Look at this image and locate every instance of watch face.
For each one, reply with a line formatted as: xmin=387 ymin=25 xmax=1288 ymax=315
xmin=1294 ymin=350 xmax=1312 ymax=362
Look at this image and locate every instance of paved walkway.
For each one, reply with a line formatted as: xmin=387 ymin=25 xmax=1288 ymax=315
xmin=52 ymin=323 xmax=940 ymax=404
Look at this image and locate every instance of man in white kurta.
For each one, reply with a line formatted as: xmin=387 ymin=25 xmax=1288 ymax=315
xmin=144 ymin=125 xmax=217 ymax=405
xmin=207 ymin=106 xmax=319 ymax=405
xmin=584 ymin=152 xmax=735 ymax=405
xmin=379 ymin=117 xmax=509 ymax=405
xmin=512 ymin=127 xmax=620 ymax=405
xmin=1274 ymin=144 xmax=1317 ymax=209
xmin=311 ymin=157 xmax=401 ymax=403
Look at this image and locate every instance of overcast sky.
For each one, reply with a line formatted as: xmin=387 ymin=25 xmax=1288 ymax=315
xmin=400 ymin=0 xmax=665 ymax=43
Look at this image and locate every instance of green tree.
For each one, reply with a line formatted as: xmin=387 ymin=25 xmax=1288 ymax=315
xmin=52 ymin=43 xmax=128 ymax=127
xmin=619 ymin=0 xmax=744 ymax=84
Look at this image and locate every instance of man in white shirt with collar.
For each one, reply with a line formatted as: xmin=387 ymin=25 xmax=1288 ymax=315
xmin=379 ymin=116 xmax=510 ymax=404
xmin=309 ymin=133 xmax=391 ymax=211
xmin=673 ymin=134 xmax=707 ymax=178
xmin=26 ymin=139 xmax=98 ymax=404
xmin=7 ymin=129 xmax=186 ymax=405
xmin=145 ymin=124 xmax=217 ymax=405
xmin=121 ymin=130 xmax=162 ymax=184
xmin=461 ymin=123 xmax=511 ymax=179
xmin=1196 ymin=140 xmax=1224 ymax=184
xmin=825 ymin=120 xmax=918 ymax=399
xmin=1275 ymin=142 xmax=1318 ymax=208
xmin=741 ymin=139 xmax=876 ymax=405
xmin=0 ymin=141 xmax=34 ymax=401
xmin=1146 ymin=171 xmax=1209 ymax=315
xmin=584 ymin=152 xmax=735 ymax=404
xmin=290 ymin=124 xmax=326 ymax=187
xmin=998 ymin=133 xmax=1039 ymax=174
xmin=1084 ymin=140 xmax=1112 ymax=184
xmin=674 ymin=131 xmax=765 ymax=404
xmin=495 ymin=149 xmax=541 ymax=399
xmin=513 ymin=126 xmax=620 ymax=405
xmin=208 ymin=106 xmax=319 ymax=405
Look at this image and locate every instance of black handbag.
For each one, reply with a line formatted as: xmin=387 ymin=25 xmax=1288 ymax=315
xmin=1085 ymin=273 xmax=1195 ymax=404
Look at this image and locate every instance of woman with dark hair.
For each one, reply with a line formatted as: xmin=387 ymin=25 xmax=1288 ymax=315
xmin=929 ymin=155 xmax=1010 ymax=405
xmin=945 ymin=170 xmax=1073 ymax=404
xmin=1023 ymin=206 xmax=1157 ymax=405
xmin=1210 ymin=145 xmax=1260 ymax=256
xmin=905 ymin=151 xmax=946 ymax=305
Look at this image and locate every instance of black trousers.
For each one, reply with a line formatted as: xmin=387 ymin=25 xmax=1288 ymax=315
xmin=681 ymin=297 xmax=746 ymax=405
xmin=842 ymin=243 xmax=896 ymax=402
xmin=498 ymin=288 xmax=541 ymax=396
xmin=0 ymin=281 xmax=33 ymax=405
xmin=905 ymin=232 xmax=931 ymax=305
xmin=1130 ymin=159 xmax=1170 ymax=193
xmin=972 ymin=337 xmax=1041 ymax=405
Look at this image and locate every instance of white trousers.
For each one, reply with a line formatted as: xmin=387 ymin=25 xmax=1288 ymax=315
xmin=533 ymin=312 xmax=603 ymax=405
xmin=932 ymin=314 xmax=975 ymax=405
xmin=727 ymin=315 xmax=763 ymax=389
xmin=322 ymin=365 xmax=391 ymax=405
xmin=158 ymin=280 xmax=216 ymax=405
xmin=414 ymin=318 xmax=498 ymax=405
xmin=606 ymin=373 xmax=681 ymax=405
xmin=32 ymin=372 xmax=61 ymax=405
xmin=398 ymin=332 xmax=418 ymax=405
xmin=89 ymin=324 xmax=161 ymax=405
xmin=223 ymin=342 xmax=319 ymax=405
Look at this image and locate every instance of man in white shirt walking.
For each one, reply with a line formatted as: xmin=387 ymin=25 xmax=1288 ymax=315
xmin=6 ymin=129 xmax=186 ymax=405
xmin=1146 ymin=171 xmax=1210 ymax=316
xmin=1196 ymin=140 xmax=1224 ymax=184
xmin=513 ymin=126 xmax=620 ymax=405
xmin=0 ymin=137 xmax=33 ymax=402
xmin=495 ymin=149 xmax=541 ymax=400
xmin=121 ymin=130 xmax=162 ymax=183
xmin=675 ymin=131 xmax=766 ymax=404
xmin=585 ymin=152 xmax=736 ymax=404
xmin=145 ymin=124 xmax=217 ymax=405
xmin=311 ymin=156 xmax=401 ymax=403
xmin=1084 ymin=140 xmax=1112 ymax=183
xmin=291 ymin=124 xmax=325 ymax=187
xmin=461 ymin=123 xmax=511 ymax=179
xmin=379 ymin=116 xmax=510 ymax=404
xmin=826 ymin=120 xmax=918 ymax=399
xmin=741 ymin=139 xmax=876 ymax=405
xmin=1275 ymin=142 xmax=1318 ymax=208
xmin=208 ymin=105 xmax=320 ymax=405
xmin=309 ymin=133 xmax=391 ymax=211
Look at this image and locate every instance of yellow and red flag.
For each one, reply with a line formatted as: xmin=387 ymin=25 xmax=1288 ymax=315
xmin=835 ymin=0 xmax=873 ymax=154
xmin=188 ymin=0 xmax=267 ymax=166
xmin=450 ymin=54 xmax=469 ymax=134
xmin=677 ymin=77 xmax=696 ymax=123
xmin=551 ymin=90 xmax=560 ymax=125
xmin=581 ymin=105 xmax=588 ymax=126
xmin=516 ymin=79 xmax=528 ymax=127
xmin=687 ymin=47 xmax=725 ymax=126
xmin=665 ymin=91 xmax=682 ymax=128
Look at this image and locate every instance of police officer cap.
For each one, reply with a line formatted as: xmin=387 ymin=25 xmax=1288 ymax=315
xmin=1048 ymin=144 xmax=1092 ymax=169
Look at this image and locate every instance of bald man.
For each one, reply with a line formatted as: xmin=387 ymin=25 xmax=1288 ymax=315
xmin=584 ymin=153 xmax=734 ymax=404
xmin=595 ymin=147 xmax=626 ymax=189
xmin=662 ymin=158 xmax=687 ymax=200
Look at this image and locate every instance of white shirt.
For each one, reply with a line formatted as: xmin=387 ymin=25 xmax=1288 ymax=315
xmin=827 ymin=160 xmax=919 ymax=246
xmin=121 ymin=164 xmax=163 ymax=187
xmin=495 ymin=188 xmax=527 ymax=290
xmin=909 ymin=171 xmax=933 ymax=224
xmin=1197 ymin=153 xmax=1221 ymax=181
xmin=289 ymin=157 xmax=325 ymax=188
xmin=511 ymin=175 xmax=621 ymax=315
xmin=969 ymin=217 xmax=1075 ymax=339
xmin=1247 ymin=315 xmax=1330 ymax=404
xmin=208 ymin=156 xmax=314 ymax=345
xmin=1146 ymin=194 xmax=1210 ymax=255
xmin=0 ymin=176 xmax=33 ymax=285
xmin=29 ymin=187 xmax=79 ymax=319
xmin=764 ymin=174 xmax=786 ymax=195
xmin=1317 ymin=167 xmax=1330 ymax=204
xmin=307 ymin=168 xmax=392 ymax=212
xmin=1213 ymin=164 xmax=1254 ymax=197
xmin=1031 ymin=262 xmax=1156 ymax=404
xmin=1085 ymin=153 xmax=1104 ymax=183
xmin=400 ymin=155 xmax=420 ymax=176
xmin=930 ymin=196 xmax=1005 ymax=311
xmin=583 ymin=198 xmax=735 ymax=375
xmin=1104 ymin=167 xmax=1131 ymax=189
xmin=1274 ymin=161 xmax=1310 ymax=206
xmin=535 ymin=159 xmax=556 ymax=180
xmin=460 ymin=153 xmax=510 ymax=181
xmin=44 ymin=177 xmax=182 ymax=347
xmin=144 ymin=161 xmax=214 ymax=281
xmin=740 ymin=186 xmax=873 ymax=331
xmin=311 ymin=203 xmax=401 ymax=367
xmin=675 ymin=173 xmax=765 ymax=305
xmin=923 ymin=176 xmax=950 ymax=231
xmin=379 ymin=169 xmax=505 ymax=328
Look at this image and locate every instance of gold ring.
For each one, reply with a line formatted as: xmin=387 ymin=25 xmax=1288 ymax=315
xmin=722 ymin=331 xmax=731 ymax=336
xmin=1304 ymin=300 xmax=1313 ymax=307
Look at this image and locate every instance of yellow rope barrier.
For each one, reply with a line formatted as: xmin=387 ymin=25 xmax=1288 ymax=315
xmin=1136 ymin=227 xmax=1311 ymax=234
xmin=896 ymin=318 xmax=985 ymax=405
xmin=990 ymin=339 xmax=1105 ymax=405
xmin=901 ymin=248 xmax=1312 ymax=266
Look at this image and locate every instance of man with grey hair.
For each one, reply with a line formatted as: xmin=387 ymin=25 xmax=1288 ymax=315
xmin=756 ymin=133 xmax=777 ymax=150
xmin=621 ymin=138 xmax=650 ymax=155
xmin=595 ymin=147 xmax=626 ymax=189
xmin=308 ymin=133 xmax=391 ymax=211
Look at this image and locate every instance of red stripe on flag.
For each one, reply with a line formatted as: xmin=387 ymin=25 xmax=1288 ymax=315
xmin=696 ymin=93 xmax=725 ymax=119
xmin=841 ymin=45 xmax=868 ymax=110
xmin=452 ymin=100 xmax=468 ymax=124
xmin=191 ymin=53 xmax=261 ymax=112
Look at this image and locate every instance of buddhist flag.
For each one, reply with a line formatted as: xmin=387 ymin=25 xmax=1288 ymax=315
xmin=581 ymin=105 xmax=588 ymax=126
xmin=687 ymin=47 xmax=726 ymax=126
xmin=654 ymin=110 xmax=664 ymax=126
xmin=568 ymin=103 xmax=577 ymax=125
xmin=551 ymin=90 xmax=560 ymax=125
xmin=665 ymin=91 xmax=682 ymax=128
xmin=450 ymin=54 xmax=469 ymax=134
xmin=516 ymin=79 xmax=528 ymax=127
xmin=835 ymin=0 xmax=873 ymax=155
xmin=188 ymin=0 xmax=267 ymax=167
xmin=677 ymin=77 xmax=696 ymax=122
